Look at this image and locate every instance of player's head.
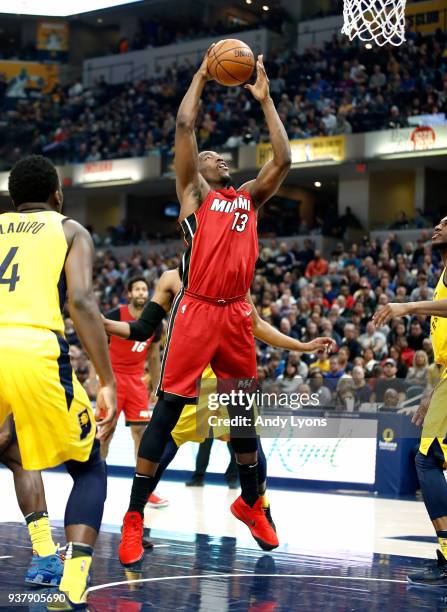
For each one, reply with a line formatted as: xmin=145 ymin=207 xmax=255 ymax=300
xmin=198 ymin=151 xmax=231 ymax=187
xmin=8 ymin=155 xmax=63 ymax=212
xmin=127 ymin=276 xmax=149 ymax=308
xmin=432 ymin=217 xmax=447 ymax=251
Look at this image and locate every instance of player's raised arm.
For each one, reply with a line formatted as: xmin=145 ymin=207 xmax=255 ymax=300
xmin=63 ymin=219 xmax=116 ymax=440
xmin=373 ymin=298 xmax=447 ymax=327
xmin=247 ymin=293 xmax=336 ymax=353
xmin=175 ymin=49 xmax=213 ymax=221
xmin=240 ymin=56 xmax=291 ymax=208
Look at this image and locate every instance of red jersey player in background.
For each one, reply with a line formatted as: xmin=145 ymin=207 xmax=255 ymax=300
xmin=103 ymin=276 xmax=167 ymax=508
xmin=119 ymin=50 xmax=291 ymax=566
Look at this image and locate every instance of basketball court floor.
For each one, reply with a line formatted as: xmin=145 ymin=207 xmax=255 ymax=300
xmin=0 ymin=468 xmax=446 ymax=611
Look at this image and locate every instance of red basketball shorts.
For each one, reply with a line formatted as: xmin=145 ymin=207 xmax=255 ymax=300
xmin=115 ymin=372 xmax=150 ymax=426
xmin=157 ymin=293 xmax=257 ymax=403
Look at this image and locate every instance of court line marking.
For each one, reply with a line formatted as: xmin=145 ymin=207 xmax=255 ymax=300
xmin=87 ymin=573 xmax=407 ymax=593
xmin=0 ymin=556 xmax=12 ymax=560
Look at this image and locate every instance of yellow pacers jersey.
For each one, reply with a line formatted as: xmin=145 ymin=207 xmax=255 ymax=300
xmin=430 ymin=269 xmax=447 ymax=370
xmin=0 ymin=210 xmax=95 ymax=470
xmin=420 ymin=268 xmax=447 ymax=457
xmin=0 ymin=211 xmax=67 ymax=334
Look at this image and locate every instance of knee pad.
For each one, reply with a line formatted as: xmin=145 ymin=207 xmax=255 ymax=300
xmin=416 ymin=448 xmax=447 ymax=521
xmin=64 ymin=440 xmax=107 ymax=532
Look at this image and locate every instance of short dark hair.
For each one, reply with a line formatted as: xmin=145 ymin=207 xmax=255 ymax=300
xmin=9 ymin=155 xmax=60 ymax=207
xmin=127 ymin=276 xmax=149 ymax=292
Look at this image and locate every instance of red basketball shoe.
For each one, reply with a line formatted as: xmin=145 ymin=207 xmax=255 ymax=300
xmin=230 ymin=496 xmax=279 ymax=551
xmin=119 ymin=511 xmax=144 ymax=567
xmin=147 ymin=492 xmax=169 ymax=508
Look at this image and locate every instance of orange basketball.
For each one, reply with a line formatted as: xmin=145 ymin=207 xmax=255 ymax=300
xmin=208 ymin=39 xmax=255 ymax=87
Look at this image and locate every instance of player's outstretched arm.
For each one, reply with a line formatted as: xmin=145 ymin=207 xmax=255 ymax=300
xmin=63 ymin=220 xmax=116 ymax=440
xmin=103 ymin=269 xmax=180 ymax=342
xmin=175 ymin=49 xmax=213 ymax=221
xmin=247 ymin=294 xmax=336 ymax=353
xmin=373 ymin=299 xmax=447 ymax=327
xmin=241 ymin=55 xmax=291 ymax=208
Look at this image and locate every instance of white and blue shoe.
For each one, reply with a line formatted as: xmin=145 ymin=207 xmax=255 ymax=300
xmin=25 ymin=550 xmax=64 ymax=587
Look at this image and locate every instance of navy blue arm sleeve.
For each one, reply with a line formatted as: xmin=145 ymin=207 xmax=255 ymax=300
xmin=128 ymin=302 xmax=166 ymax=341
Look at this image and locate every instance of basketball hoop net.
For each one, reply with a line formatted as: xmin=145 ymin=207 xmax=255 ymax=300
xmin=342 ymin=0 xmax=407 ymax=46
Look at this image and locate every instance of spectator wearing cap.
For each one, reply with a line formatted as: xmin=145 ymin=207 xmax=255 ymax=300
xmin=372 ymin=358 xmax=407 ymax=403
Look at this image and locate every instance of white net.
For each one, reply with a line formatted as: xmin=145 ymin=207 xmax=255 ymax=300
xmin=342 ymin=0 xmax=407 ymax=46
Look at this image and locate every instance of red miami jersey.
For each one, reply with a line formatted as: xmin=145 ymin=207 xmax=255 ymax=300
xmin=180 ymin=187 xmax=258 ymax=300
xmin=107 ymin=305 xmax=159 ymax=375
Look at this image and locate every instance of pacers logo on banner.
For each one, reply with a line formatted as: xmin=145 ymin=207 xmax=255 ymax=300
xmin=78 ymin=409 xmax=92 ymax=440
xmin=379 ymin=427 xmax=398 ymax=451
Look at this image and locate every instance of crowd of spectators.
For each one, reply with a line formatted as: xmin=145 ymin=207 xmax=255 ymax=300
xmin=115 ymin=12 xmax=287 ymax=54
xmin=0 ymin=29 xmax=446 ymax=170
xmin=67 ymin=227 xmax=441 ymax=414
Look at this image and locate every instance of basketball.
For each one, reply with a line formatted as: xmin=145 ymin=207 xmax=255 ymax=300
xmin=208 ymin=39 xmax=255 ymax=87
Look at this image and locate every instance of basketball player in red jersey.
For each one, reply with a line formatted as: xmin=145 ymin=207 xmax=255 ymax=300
xmin=119 ymin=50 xmax=291 ymax=566
xmin=103 ymin=276 xmax=168 ymax=508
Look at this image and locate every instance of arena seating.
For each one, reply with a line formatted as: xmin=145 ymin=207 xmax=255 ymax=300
xmin=0 ymin=30 xmax=445 ymax=170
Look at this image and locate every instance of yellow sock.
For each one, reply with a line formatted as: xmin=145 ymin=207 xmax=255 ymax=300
xmin=26 ymin=513 xmax=57 ymax=557
xmin=438 ymin=535 xmax=447 ymax=558
xmin=60 ymin=543 xmax=92 ymax=604
xmin=261 ymin=493 xmax=269 ymax=509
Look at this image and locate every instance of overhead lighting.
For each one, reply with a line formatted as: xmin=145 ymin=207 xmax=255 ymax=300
xmin=97 ymin=17 xmax=103 ymax=22
xmin=262 ymin=4 xmax=270 ymax=10
xmin=365 ymin=43 xmax=373 ymax=49
xmin=314 ymin=181 xmax=322 ymax=188
xmin=245 ymin=0 xmax=252 ymax=4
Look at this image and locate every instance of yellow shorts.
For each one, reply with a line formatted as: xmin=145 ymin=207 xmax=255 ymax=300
xmin=171 ymin=368 xmax=222 ymax=446
xmin=420 ymin=374 xmax=447 ymax=461
xmin=171 ymin=366 xmax=257 ymax=446
xmin=0 ymin=326 xmax=95 ymax=470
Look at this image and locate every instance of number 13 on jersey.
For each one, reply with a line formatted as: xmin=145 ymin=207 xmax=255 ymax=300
xmin=231 ymin=212 xmax=248 ymax=233
xmin=0 ymin=247 xmax=20 ymax=292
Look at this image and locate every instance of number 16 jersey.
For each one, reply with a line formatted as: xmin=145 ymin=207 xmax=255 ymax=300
xmin=180 ymin=187 xmax=258 ymax=300
xmin=0 ymin=210 xmax=68 ymax=335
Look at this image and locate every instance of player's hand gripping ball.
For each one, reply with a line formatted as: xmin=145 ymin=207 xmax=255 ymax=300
xmin=207 ymin=39 xmax=255 ymax=86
